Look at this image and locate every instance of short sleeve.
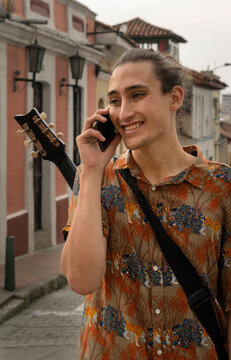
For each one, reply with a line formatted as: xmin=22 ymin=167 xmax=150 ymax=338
xmin=220 ymin=178 xmax=231 ymax=311
xmin=62 ymin=165 xmax=109 ymax=241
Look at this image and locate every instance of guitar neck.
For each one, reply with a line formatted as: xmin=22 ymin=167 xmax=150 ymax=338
xmin=51 ymin=152 xmax=76 ymax=189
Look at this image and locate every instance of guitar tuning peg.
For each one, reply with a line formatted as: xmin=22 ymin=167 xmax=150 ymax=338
xmin=34 ymin=112 xmax=47 ymax=124
xmin=40 ymin=112 xmax=47 ymax=120
xmin=51 ymin=132 xmax=63 ymax=144
xmin=17 ymin=129 xmax=25 ymax=136
xmin=17 ymin=127 xmax=29 ymax=136
xmin=24 ymin=139 xmax=31 ymax=148
xmin=30 ymin=151 xmax=39 ymax=158
xmin=48 ymin=123 xmax=55 ymax=129
xmin=24 ymin=138 xmax=36 ymax=148
xmin=56 ymin=132 xmax=63 ymax=138
xmin=30 ymin=149 xmax=46 ymax=158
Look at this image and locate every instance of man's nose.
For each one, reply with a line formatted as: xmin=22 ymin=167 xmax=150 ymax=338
xmin=119 ymin=100 xmax=134 ymax=122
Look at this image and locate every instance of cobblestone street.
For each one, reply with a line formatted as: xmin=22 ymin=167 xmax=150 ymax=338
xmin=0 ymin=286 xmax=84 ymax=360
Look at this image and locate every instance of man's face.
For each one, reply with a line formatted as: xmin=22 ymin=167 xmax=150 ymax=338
xmin=107 ymin=60 xmax=177 ymax=151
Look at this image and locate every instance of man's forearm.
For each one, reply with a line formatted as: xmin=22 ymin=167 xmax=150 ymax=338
xmin=61 ymin=168 xmax=107 ymax=295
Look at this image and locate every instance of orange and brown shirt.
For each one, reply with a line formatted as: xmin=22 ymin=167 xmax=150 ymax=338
xmin=64 ymin=145 xmax=231 ymax=360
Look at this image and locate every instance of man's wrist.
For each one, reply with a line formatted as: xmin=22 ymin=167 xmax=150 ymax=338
xmin=80 ymin=165 xmax=104 ymax=180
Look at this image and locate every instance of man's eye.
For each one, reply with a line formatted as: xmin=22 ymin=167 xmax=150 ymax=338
xmin=133 ymin=92 xmax=145 ymax=99
xmin=109 ymin=98 xmax=120 ymax=105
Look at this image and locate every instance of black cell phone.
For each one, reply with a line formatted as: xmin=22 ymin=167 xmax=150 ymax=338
xmin=93 ymin=113 xmax=117 ymax=151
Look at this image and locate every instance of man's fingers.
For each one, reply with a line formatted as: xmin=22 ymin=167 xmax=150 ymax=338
xmin=82 ymin=109 xmax=109 ymax=132
xmin=76 ymin=128 xmax=105 ymax=144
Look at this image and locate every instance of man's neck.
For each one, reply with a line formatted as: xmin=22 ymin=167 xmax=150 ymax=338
xmin=132 ymin=137 xmax=196 ymax=185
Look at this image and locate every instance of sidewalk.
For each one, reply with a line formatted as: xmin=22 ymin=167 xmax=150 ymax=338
xmin=0 ymin=244 xmax=67 ymax=325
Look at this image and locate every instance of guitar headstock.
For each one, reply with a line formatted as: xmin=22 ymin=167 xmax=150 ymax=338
xmin=14 ymin=108 xmax=65 ymax=161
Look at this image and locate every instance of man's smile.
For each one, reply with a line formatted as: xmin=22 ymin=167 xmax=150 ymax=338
xmin=122 ymin=121 xmax=144 ymax=132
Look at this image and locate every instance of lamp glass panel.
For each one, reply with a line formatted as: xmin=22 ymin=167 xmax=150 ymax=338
xmin=26 ymin=42 xmax=46 ymax=73
xmin=69 ymin=55 xmax=85 ymax=80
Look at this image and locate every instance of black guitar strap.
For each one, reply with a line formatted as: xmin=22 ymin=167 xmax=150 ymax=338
xmin=118 ymin=168 xmax=227 ymax=360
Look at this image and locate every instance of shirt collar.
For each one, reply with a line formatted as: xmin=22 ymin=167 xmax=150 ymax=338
xmin=113 ymin=145 xmax=208 ymax=189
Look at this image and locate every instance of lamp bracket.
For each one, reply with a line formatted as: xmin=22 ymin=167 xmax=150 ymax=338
xmin=59 ymin=78 xmax=78 ymax=96
xmin=13 ymin=70 xmax=36 ymax=92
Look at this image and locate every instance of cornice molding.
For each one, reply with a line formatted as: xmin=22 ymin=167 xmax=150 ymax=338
xmin=0 ymin=19 xmax=102 ymax=63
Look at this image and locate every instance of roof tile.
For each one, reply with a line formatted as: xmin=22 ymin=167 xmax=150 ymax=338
xmin=113 ymin=17 xmax=187 ymax=43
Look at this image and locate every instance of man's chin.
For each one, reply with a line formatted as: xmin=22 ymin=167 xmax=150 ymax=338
xmin=124 ymin=140 xmax=145 ymax=151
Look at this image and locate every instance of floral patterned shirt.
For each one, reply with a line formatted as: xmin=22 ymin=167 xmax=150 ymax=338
xmin=64 ymin=145 xmax=231 ymax=360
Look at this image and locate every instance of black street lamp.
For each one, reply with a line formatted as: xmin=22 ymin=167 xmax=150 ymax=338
xmin=59 ymin=51 xmax=86 ymax=165
xmin=14 ymin=39 xmax=46 ymax=91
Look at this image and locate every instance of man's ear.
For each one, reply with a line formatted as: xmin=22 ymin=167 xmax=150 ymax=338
xmin=169 ymin=86 xmax=184 ymax=111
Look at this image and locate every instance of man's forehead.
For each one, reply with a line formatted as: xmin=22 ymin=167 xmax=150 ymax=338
xmin=108 ymin=61 xmax=157 ymax=95
xmin=107 ymin=83 xmax=150 ymax=97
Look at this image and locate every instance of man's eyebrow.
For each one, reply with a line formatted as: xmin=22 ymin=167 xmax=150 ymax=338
xmin=107 ymin=84 xmax=149 ymax=97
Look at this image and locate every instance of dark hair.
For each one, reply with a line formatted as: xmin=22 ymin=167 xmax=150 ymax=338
xmin=113 ymin=48 xmax=184 ymax=94
xmin=113 ymin=48 xmax=190 ymax=124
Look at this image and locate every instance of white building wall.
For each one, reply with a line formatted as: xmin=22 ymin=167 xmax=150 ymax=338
xmin=192 ymin=86 xmax=214 ymax=140
xmin=168 ymin=39 xmax=179 ymax=61
xmin=179 ymin=85 xmax=215 ymax=161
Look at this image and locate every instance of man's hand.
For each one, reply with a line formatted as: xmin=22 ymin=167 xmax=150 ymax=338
xmin=76 ymin=108 xmax=121 ymax=171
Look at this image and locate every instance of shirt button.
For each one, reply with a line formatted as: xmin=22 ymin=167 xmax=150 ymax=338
xmin=155 ymin=309 xmax=161 ymax=315
xmin=157 ymin=350 xmax=162 ymax=355
xmin=151 ymin=185 xmax=156 ymax=191
xmin=153 ymin=266 xmax=158 ymax=271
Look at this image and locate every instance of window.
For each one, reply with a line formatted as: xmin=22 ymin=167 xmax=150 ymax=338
xmin=72 ymin=15 xmax=84 ymax=32
xmin=31 ymin=0 xmax=49 ymax=17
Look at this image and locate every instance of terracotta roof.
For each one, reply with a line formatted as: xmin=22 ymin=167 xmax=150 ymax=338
xmin=95 ymin=20 xmax=138 ymax=47
xmin=220 ymin=121 xmax=231 ymax=139
xmin=113 ymin=17 xmax=187 ymax=43
xmin=185 ymin=68 xmax=227 ymax=90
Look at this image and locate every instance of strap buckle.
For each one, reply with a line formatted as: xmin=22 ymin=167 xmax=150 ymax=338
xmin=188 ymin=288 xmax=210 ymax=310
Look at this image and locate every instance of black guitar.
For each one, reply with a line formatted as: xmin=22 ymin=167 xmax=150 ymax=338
xmin=14 ymin=108 xmax=76 ymax=189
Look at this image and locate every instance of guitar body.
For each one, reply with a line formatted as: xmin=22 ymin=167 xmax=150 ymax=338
xmin=14 ymin=108 xmax=76 ymax=189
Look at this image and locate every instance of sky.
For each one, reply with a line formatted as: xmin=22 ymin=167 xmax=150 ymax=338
xmin=80 ymin=0 xmax=231 ymax=94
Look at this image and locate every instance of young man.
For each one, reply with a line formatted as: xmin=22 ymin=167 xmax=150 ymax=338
xmin=61 ymin=49 xmax=231 ymax=359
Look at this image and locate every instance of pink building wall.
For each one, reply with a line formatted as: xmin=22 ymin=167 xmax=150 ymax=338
xmin=13 ymin=0 xmax=24 ymax=17
xmin=54 ymin=0 xmax=67 ymax=32
xmin=7 ymin=44 xmax=26 ymax=214
xmin=86 ymin=16 xmax=95 ymax=44
xmin=7 ymin=44 xmax=28 ymax=255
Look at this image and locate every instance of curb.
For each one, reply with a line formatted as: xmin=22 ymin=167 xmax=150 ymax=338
xmin=0 ymin=273 xmax=67 ymax=325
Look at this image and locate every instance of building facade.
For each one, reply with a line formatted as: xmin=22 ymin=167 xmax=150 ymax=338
xmin=0 ymin=0 xmax=103 ymax=263
xmin=178 ymin=70 xmax=227 ymax=161
xmin=220 ymin=121 xmax=231 ymax=165
xmin=113 ymin=17 xmax=187 ymax=61
xmin=222 ymin=93 xmax=231 ymax=122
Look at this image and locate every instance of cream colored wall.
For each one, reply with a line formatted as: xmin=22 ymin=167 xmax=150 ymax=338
xmin=96 ymin=78 xmax=108 ymax=109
